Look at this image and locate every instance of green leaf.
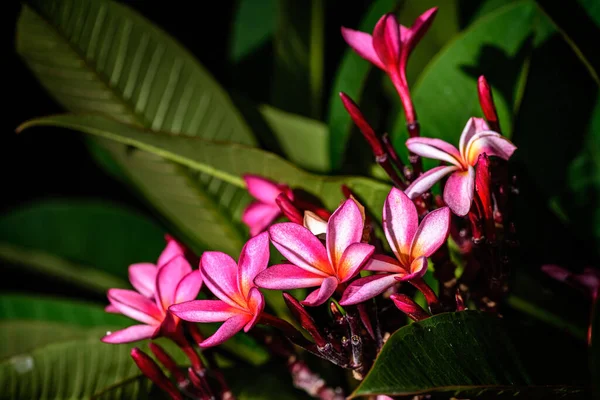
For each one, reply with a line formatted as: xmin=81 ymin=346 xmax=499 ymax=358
xmin=271 ymin=0 xmax=324 ymax=118
xmin=17 ymin=0 xmax=258 ymax=255
xmin=390 ymin=2 xmax=538 ymax=166
xmin=0 ymin=200 xmax=165 ymax=291
xmin=230 ymin=0 xmax=276 ymax=63
xmin=259 ymin=104 xmax=330 ymax=172
xmin=224 ymin=364 xmax=311 ymax=399
xmin=352 ymin=311 xmax=584 ymax=398
xmin=534 ymin=0 xmax=600 ymax=86
xmin=19 ymin=114 xmax=392 ymax=224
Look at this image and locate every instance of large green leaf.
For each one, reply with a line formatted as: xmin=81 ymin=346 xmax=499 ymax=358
xmin=390 ymin=1 xmax=539 ymax=166
xmin=0 ymin=200 xmax=165 ymax=291
xmin=17 ymin=0 xmax=258 ymax=255
xmin=19 ymin=114 xmax=392 ymax=223
xmin=352 ymin=311 xmax=584 ymax=398
xmin=230 ymin=0 xmax=276 ymax=63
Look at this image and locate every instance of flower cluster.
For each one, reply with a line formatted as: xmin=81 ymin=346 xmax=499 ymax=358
xmin=102 ymin=8 xmax=521 ymax=400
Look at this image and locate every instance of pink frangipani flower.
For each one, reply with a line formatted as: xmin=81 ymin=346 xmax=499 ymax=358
xmin=341 ymin=9 xmax=437 ymax=124
xmin=340 ymin=188 xmax=450 ymax=306
xmin=405 ymin=117 xmax=517 ymax=216
xmin=255 ymin=199 xmax=375 ymax=307
xmin=242 ymin=175 xmax=293 ymax=237
xmin=102 ymin=254 xmax=202 ymax=344
xmin=169 ymin=233 xmax=270 ymax=347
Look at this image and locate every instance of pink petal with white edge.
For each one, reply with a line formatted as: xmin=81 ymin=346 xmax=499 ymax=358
xmin=242 ymin=202 xmax=281 ymax=237
xmin=200 ymin=314 xmax=250 ymax=348
xmin=383 ymin=188 xmax=419 ymax=265
xmin=269 ymin=223 xmax=332 ymax=276
xmin=101 ymin=324 xmax=157 ymax=344
xmin=465 ymin=133 xmax=517 ymax=165
xmin=458 ymin=117 xmax=490 ymax=160
xmin=169 ymin=300 xmax=239 ymax=322
xmin=337 ymin=243 xmax=375 ymax=282
xmin=244 ymin=287 xmax=265 ymax=332
xmin=201 ymin=252 xmax=246 ymax=309
xmin=157 ymin=237 xmax=185 ymax=267
xmin=243 ymin=175 xmax=284 ymax=205
xmin=405 ymin=165 xmax=459 ymax=200
xmin=410 ymin=207 xmax=451 ymax=258
xmin=238 ymin=232 xmax=270 ymax=298
xmin=254 ymin=263 xmax=325 ymax=289
xmin=406 ymin=138 xmax=463 ymax=167
xmin=340 ymin=27 xmax=384 ymax=70
xmin=326 ymin=199 xmax=364 ymax=268
xmin=408 ymin=256 xmax=428 ymax=277
xmin=175 ymin=270 xmax=202 ymax=303
xmin=365 ymin=254 xmax=405 ymax=273
xmin=108 ymin=289 xmax=163 ymax=325
xmin=128 ymin=263 xmax=157 ymax=298
xmin=301 ymin=276 xmax=339 ymax=306
xmin=372 ymin=13 xmax=401 ymax=71
xmin=443 ymin=167 xmax=475 ymax=217
xmin=156 ymin=255 xmax=192 ymax=311
xmin=339 ymin=274 xmax=399 ymax=306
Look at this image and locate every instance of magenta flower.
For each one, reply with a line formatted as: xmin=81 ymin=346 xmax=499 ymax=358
xmin=102 ymin=254 xmax=202 ymax=343
xmin=255 ymin=199 xmax=375 ymax=306
xmin=404 ymin=117 xmax=517 ymax=216
xmin=341 ymin=9 xmax=437 ymax=124
xmin=242 ymin=175 xmax=293 ymax=237
xmin=169 ymin=233 xmax=269 ymax=347
xmin=340 ymin=188 xmax=450 ymax=306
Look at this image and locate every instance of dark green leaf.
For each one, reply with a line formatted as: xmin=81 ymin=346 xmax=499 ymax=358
xmin=17 ymin=0 xmax=257 ymax=255
xmin=0 ymin=200 xmax=165 ymax=291
xmin=259 ymin=104 xmax=330 ymax=172
xmin=224 ymin=364 xmax=311 ymax=399
xmin=390 ymin=2 xmax=538 ymax=167
xmin=352 ymin=311 xmax=584 ymax=398
xmin=230 ymin=0 xmax=276 ymax=63
xmin=19 ymin=114 xmax=392 ymax=224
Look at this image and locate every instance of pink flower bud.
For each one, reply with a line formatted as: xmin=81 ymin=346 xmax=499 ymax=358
xmin=276 ymin=193 xmax=304 ymax=225
xmin=477 ymin=76 xmax=500 ymax=131
xmin=131 ymin=348 xmax=182 ymax=400
xmin=390 ymin=294 xmax=430 ymax=322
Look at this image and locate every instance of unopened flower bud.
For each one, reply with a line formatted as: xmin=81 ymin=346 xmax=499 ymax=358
xmin=478 ymin=76 xmax=500 ymax=132
xmin=390 ymin=294 xmax=430 ymax=322
xmin=131 ymin=348 xmax=182 ymax=400
xmin=283 ymin=292 xmax=327 ymax=347
xmin=276 ymin=193 xmax=303 ymax=224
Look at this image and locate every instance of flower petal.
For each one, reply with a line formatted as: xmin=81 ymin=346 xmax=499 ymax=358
xmin=339 ymin=274 xmax=399 ymax=306
xmin=238 ymin=232 xmax=270 ymax=298
xmin=383 ymin=187 xmax=419 ymax=265
xmin=410 ymin=207 xmax=451 ymax=258
xmin=169 ymin=300 xmax=239 ymax=322
xmin=406 ymin=137 xmax=463 ymax=167
xmin=242 ymin=202 xmax=281 ymax=237
xmin=443 ymin=167 xmax=475 ymax=216
xmin=156 ymin=255 xmax=192 ymax=311
xmin=326 ymin=199 xmax=364 ymax=268
xmin=403 ymin=8 xmax=438 ymax=55
xmin=105 ymin=304 xmax=119 ymax=313
xmin=407 ymin=256 xmax=428 ymax=279
xmin=108 ymin=289 xmax=163 ymax=325
xmin=175 ymin=270 xmax=202 ymax=303
xmin=365 ymin=254 xmax=405 ymax=273
xmin=458 ymin=117 xmax=490 ymax=160
xmin=200 ymin=314 xmax=250 ymax=348
xmin=269 ymin=223 xmax=332 ymax=275
xmin=405 ymin=165 xmax=459 ymax=200
xmin=243 ymin=175 xmax=284 ymax=205
xmin=254 ymin=264 xmax=326 ymax=289
xmin=304 ymin=211 xmax=327 ymax=237
xmin=340 ymin=27 xmax=384 ymax=70
xmin=337 ymin=243 xmax=375 ymax=282
xmin=301 ymin=276 xmax=339 ymax=306
xmin=201 ymin=252 xmax=246 ymax=309
xmin=128 ymin=263 xmax=157 ymax=298
xmin=372 ymin=13 xmax=401 ymax=72
xmin=244 ymin=287 xmax=265 ymax=332
xmin=101 ymin=324 xmax=157 ymax=344
xmin=466 ymin=133 xmax=517 ymax=165
xmin=157 ymin=236 xmax=186 ymax=267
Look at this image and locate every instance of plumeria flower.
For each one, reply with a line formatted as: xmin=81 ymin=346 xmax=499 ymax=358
xmin=255 ymin=199 xmax=375 ymax=306
xmin=102 ymin=255 xmax=202 ymax=343
xmin=242 ymin=175 xmax=293 ymax=237
xmin=340 ymin=188 xmax=450 ymax=306
xmin=170 ymin=233 xmax=270 ymax=347
xmin=341 ymin=9 xmax=437 ymax=124
xmin=405 ymin=117 xmax=517 ymax=216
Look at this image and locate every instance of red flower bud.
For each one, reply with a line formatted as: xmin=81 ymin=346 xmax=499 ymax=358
xmin=339 ymin=92 xmax=385 ymax=158
xmin=477 ymin=76 xmax=500 ymax=132
xmin=148 ymin=342 xmax=187 ymax=386
xmin=390 ymin=294 xmax=430 ymax=322
xmin=475 ymin=153 xmax=495 ymax=240
xmin=130 ymin=348 xmax=182 ymax=400
xmin=283 ymin=292 xmax=327 ymax=347
xmin=275 ymin=193 xmax=304 ymax=224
